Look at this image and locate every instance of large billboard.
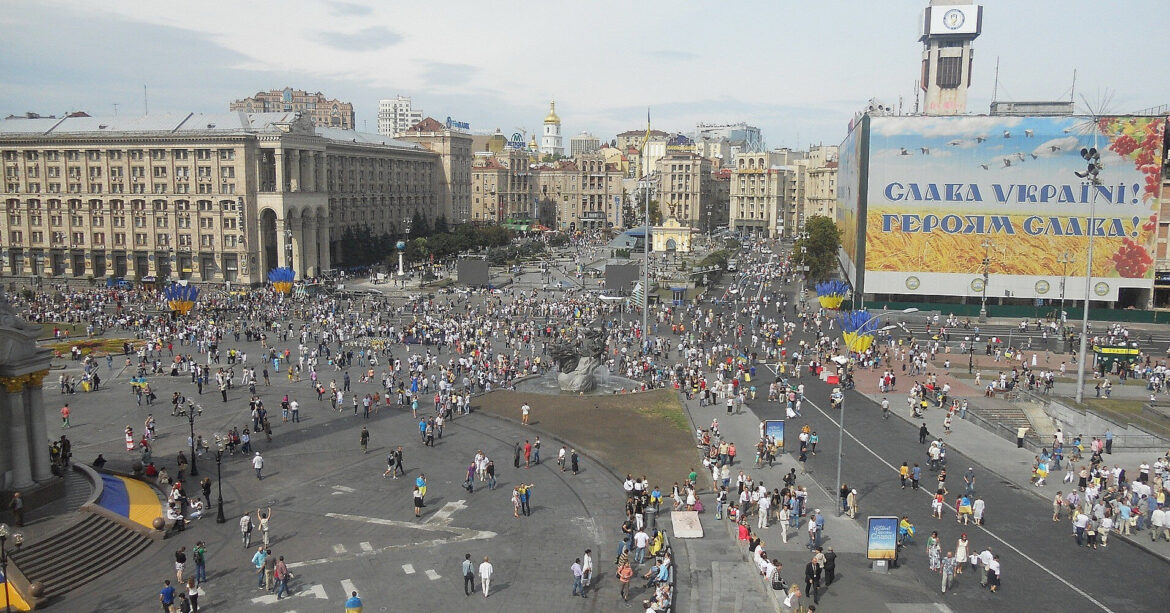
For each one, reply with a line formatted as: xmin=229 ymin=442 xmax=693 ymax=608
xmin=853 ymin=115 xmax=1166 ymax=301
xmin=836 ymin=117 xmax=867 ymax=293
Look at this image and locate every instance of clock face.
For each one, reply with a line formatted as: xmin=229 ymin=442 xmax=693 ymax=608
xmin=943 ymin=8 xmax=965 ymax=30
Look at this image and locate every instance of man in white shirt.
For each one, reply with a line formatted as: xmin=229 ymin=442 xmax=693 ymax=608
xmin=479 ymin=556 xmax=493 ymax=598
xmin=252 ymin=451 xmax=264 ymax=480
xmin=758 ymin=494 xmax=772 ymax=529
xmin=581 ymin=549 xmax=593 ymax=594
xmin=633 ymin=529 xmax=650 ymax=564
xmin=1150 ymin=506 xmax=1167 ymax=542
xmin=978 ymin=547 xmax=994 ymax=587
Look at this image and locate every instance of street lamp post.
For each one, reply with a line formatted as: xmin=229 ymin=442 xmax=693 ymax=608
xmin=214 ymin=450 xmax=226 ymax=523
xmin=0 ymin=523 xmax=10 ymax=613
xmin=187 ymin=411 xmax=198 ymax=477
xmin=979 ymin=239 xmax=992 ymax=323
xmin=283 ymin=225 xmax=293 ymax=269
xmin=1074 ymin=141 xmax=1103 ymax=404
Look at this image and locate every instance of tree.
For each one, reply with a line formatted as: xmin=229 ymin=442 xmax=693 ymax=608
xmin=433 ymin=215 xmax=449 ymax=235
xmin=794 ymin=215 xmax=842 ymax=283
xmin=409 ymin=210 xmax=431 ymax=238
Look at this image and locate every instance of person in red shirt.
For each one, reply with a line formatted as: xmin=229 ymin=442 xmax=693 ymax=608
xmin=60 ymin=403 xmax=71 ymax=428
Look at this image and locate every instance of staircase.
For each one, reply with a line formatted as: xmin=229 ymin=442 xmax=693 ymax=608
xmin=9 ymin=513 xmax=152 ymax=600
xmin=968 ymin=398 xmax=1043 ymax=444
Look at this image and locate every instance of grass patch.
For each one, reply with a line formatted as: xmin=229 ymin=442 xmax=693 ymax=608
xmin=37 ymin=322 xmax=87 ymax=340
xmin=48 ymin=338 xmax=143 ymax=357
xmin=636 ymin=394 xmax=690 ymax=432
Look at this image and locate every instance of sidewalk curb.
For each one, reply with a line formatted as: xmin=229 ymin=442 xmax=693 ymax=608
xmin=858 ymin=390 xmax=1170 ymax=565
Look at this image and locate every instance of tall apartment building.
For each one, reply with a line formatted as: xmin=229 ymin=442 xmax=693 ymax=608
xmin=229 ymin=88 xmax=354 ymax=130
xmin=0 ymin=112 xmax=442 ymax=283
xmin=378 ymin=96 xmax=424 ymax=137
xmin=655 ymin=152 xmax=712 ymax=229
xmin=536 ymin=154 xmax=622 ymax=231
xmin=397 ymin=117 xmax=473 ymax=225
xmin=470 ymin=151 xmax=534 ymax=224
xmin=730 ymin=152 xmax=791 ymax=238
xmin=793 ymin=145 xmax=838 ymax=232
xmin=569 ymin=132 xmax=600 ymax=156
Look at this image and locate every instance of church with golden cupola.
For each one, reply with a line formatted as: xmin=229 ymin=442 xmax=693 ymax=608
xmin=539 ymin=100 xmax=563 ymax=157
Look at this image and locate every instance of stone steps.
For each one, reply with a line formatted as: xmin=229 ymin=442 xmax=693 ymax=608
xmin=9 ymin=513 xmax=152 ymax=600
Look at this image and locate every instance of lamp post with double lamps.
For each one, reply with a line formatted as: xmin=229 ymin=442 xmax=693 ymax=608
xmin=1073 ymin=141 xmax=1104 ymax=405
xmin=215 ymin=449 xmax=226 ymax=523
xmin=187 ymin=411 xmax=198 ymax=477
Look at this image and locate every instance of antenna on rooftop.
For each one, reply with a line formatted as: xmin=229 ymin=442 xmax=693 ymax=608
xmin=991 ymin=57 xmax=1000 ymax=102
xmin=144 ymin=84 xmax=149 ymax=115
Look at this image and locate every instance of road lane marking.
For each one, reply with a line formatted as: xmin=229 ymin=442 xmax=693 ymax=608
xmin=340 ymin=579 xmax=357 ymax=598
xmin=402 ymin=564 xmax=415 ymax=574
xmin=250 ymin=583 xmax=327 ymax=605
xmin=359 ymin=541 xmax=373 ymax=552
xmin=425 ymin=569 xmax=441 ymax=580
xmin=426 ymin=499 xmax=467 ymax=524
xmin=333 ymin=544 xmax=347 ymax=554
xmin=287 ymin=513 xmax=497 ymax=569
xmin=803 ymin=395 xmax=1116 ymax=613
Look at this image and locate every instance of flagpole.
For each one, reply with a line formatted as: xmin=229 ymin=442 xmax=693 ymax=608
xmin=641 ymin=108 xmax=651 ymax=355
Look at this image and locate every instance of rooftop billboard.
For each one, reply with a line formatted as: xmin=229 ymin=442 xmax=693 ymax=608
xmin=842 ymin=114 xmax=1166 ymax=302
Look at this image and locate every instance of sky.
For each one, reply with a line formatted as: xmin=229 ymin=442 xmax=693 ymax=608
xmin=1 ymin=0 xmax=1166 ymax=150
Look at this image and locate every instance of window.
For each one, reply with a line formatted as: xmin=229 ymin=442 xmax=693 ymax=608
xmin=129 ymin=150 xmax=143 ymax=161
xmin=156 ymin=233 xmax=170 ymax=245
xmin=91 ymin=215 xmax=104 ymax=226
xmin=174 ymin=150 xmax=189 ymax=161
xmin=47 ymin=167 xmax=60 ymax=178
xmin=114 ymin=232 xmax=125 ymax=246
xmin=87 ymin=150 xmax=101 ymax=161
xmin=9 ymin=230 xmax=21 ymax=243
xmin=150 ymin=149 xmax=166 ymax=160
xmin=109 ymin=183 xmax=123 ymax=194
xmin=68 ymin=167 xmax=81 ymax=179
xmin=153 ymin=183 xmax=167 ymax=194
xmin=71 ymin=215 xmax=83 ymax=225
xmin=5 ymin=183 xmax=17 ymax=193
xmin=175 ymin=166 xmax=189 ymax=178
xmin=66 ymin=151 xmax=80 ymax=161
xmin=31 ymin=231 xmax=43 ymax=243
xmin=29 ymin=182 xmax=41 ymax=193
xmin=134 ymin=233 xmax=147 ymax=246
xmin=223 ymin=217 xmax=237 ymax=230
xmin=24 ymin=151 xmax=39 ymax=161
xmin=92 ymin=232 xmax=104 ymax=245
xmin=197 ymin=201 xmax=213 ymax=211
xmin=199 ymin=217 xmax=214 ymax=229
xmin=197 ymin=184 xmax=212 ymax=194
xmin=131 ymin=166 xmax=145 ymax=178
xmin=196 ymin=166 xmax=211 ymax=177
xmin=196 ymin=149 xmax=211 ymax=161
xmin=199 ymin=234 xmax=214 ymax=247
xmin=175 ymin=184 xmax=189 ymax=194
xmin=178 ymin=216 xmax=191 ymax=228
xmin=112 ymin=216 xmax=125 ymax=228
xmin=71 ymin=231 xmax=84 ymax=245
xmin=89 ymin=184 xmax=102 ymax=193
xmin=219 ymin=183 xmax=235 ymax=194
xmin=107 ymin=150 xmax=123 ymax=160
xmin=133 ymin=216 xmax=146 ymax=228
xmin=221 ymin=167 xmax=235 ymax=178
xmin=224 ymin=235 xmax=237 ymax=248
xmin=936 ymin=56 xmax=962 ymax=88
xmin=218 ymin=149 xmax=235 ymax=161
xmin=152 ymin=166 xmax=167 ymax=178
xmin=131 ymin=184 xmax=146 ymax=194
xmin=7 ymin=213 xmax=20 ymax=224
xmin=155 ymin=216 xmax=169 ymax=228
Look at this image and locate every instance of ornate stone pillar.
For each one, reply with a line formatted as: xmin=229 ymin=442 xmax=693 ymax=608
xmin=289 ymin=150 xmax=301 ymax=192
xmin=274 ymin=150 xmax=286 ymax=193
xmin=276 ymin=218 xmax=289 ymax=269
xmin=305 ymin=152 xmax=318 ymax=192
xmin=26 ymin=370 xmax=51 ymax=482
xmin=289 ymin=215 xmax=303 ymax=277
xmin=302 ymin=214 xmax=318 ymax=277
xmin=317 ymin=220 xmax=331 ymax=273
xmin=3 ymin=375 xmax=34 ymax=489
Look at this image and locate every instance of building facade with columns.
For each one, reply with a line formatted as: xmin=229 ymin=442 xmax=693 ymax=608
xmin=0 ymin=297 xmax=54 ymax=497
xmin=0 ymin=111 xmax=441 ymax=283
xmin=730 ymin=151 xmax=793 ymax=239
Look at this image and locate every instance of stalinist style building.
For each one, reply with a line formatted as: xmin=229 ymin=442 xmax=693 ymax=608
xmin=0 ymin=111 xmax=444 ymax=283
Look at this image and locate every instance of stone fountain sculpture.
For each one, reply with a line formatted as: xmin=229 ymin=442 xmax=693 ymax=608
xmin=549 ymin=325 xmax=608 ymax=393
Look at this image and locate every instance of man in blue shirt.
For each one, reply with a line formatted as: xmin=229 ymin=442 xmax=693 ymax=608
xmin=159 ymin=580 xmax=175 ymax=612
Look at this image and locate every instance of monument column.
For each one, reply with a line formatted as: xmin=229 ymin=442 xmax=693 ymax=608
xmin=289 ymin=150 xmax=301 ymax=192
xmin=317 ymin=219 xmax=331 ymax=272
xmin=302 ymin=214 xmax=319 ymax=277
xmin=3 ymin=375 xmax=34 ymax=489
xmin=289 ymin=215 xmax=303 ymax=277
xmin=274 ymin=150 xmax=286 ymax=193
xmin=26 ymin=370 xmax=51 ymax=482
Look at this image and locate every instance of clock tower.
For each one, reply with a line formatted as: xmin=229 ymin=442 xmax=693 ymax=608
xmin=919 ymin=1 xmax=982 ymax=115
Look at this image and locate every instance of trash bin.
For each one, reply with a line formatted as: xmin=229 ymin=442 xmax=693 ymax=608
xmin=645 ymin=506 xmax=657 ymax=533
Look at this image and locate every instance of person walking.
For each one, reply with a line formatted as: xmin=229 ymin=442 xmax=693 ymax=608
xmin=252 ymin=451 xmax=264 ymax=480
xmin=186 ymin=576 xmax=200 ymax=612
xmin=345 ymin=591 xmax=363 ymax=613
xmin=462 ymin=553 xmax=475 ymax=596
xmin=804 ymin=558 xmax=821 ymax=605
xmin=521 ymin=402 xmax=530 ymax=425
xmin=61 ymin=403 xmax=71 ymax=428
xmin=159 ymin=579 xmax=176 ymax=613
xmin=941 ymin=551 xmax=955 ymax=593
xmin=581 ymin=549 xmax=593 ymax=596
xmin=239 ymin=513 xmax=253 ymax=548
xmin=479 ymin=556 xmax=494 ymax=598
xmin=251 ymin=546 xmax=267 ymax=589
xmin=192 ymin=540 xmax=207 ymax=583
xmin=273 ymin=555 xmax=290 ymax=600
xmin=174 ymin=546 xmax=187 ymax=585
xmin=414 ymin=485 xmax=424 ymax=518
xmin=571 ymin=557 xmax=585 ymax=597
xmin=360 ymin=427 xmax=369 ymax=453
xmin=617 ymin=558 xmax=634 ymax=602
xmin=255 ymin=507 xmax=273 ymax=548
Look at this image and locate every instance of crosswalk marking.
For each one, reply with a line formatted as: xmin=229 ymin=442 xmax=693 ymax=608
xmin=333 ymin=544 xmax=347 ymax=554
xmin=427 ymin=499 xmax=467 ymax=524
xmin=340 ymin=579 xmax=358 ymax=598
xmin=402 ymin=563 xmax=415 ymax=574
xmin=425 ymin=569 xmax=441 ymax=580
xmin=333 ymin=485 xmax=356 ymax=493
xmin=249 ymin=583 xmax=326 ymax=605
xmin=359 ymin=541 xmax=373 ymax=552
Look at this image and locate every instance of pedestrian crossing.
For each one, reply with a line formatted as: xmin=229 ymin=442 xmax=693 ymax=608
xmin=251 ymin=570 xmax=445 ymax=609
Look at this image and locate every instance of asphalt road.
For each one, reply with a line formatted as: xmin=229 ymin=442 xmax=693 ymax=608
xmin=715 ymin=246 xmax=1170 ymax=612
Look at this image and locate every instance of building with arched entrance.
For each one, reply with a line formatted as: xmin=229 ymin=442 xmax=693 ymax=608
xmin=0 ymin=111 xmax=447 ymax=283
